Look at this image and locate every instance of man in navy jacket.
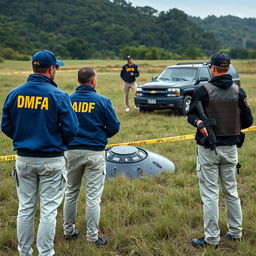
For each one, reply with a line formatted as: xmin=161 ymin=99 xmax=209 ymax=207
xmin=1 ymin=50 xmax=79 ymax=256
xmin=63 ymin=67 xmax=120 ymax=246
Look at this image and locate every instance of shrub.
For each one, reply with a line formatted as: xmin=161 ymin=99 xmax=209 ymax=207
xmin=184 ymin=46 xmax=203 ymax=59
xmin=1 ymin=48 xmax=16 ymax=60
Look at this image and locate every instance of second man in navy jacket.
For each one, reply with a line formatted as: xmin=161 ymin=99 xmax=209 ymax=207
xmin=63 ymin=67 xmax=120 ymax=246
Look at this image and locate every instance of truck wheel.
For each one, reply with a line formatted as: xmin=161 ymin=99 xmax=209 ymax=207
xmin=180 ymin=95 xmax=192 ymax=115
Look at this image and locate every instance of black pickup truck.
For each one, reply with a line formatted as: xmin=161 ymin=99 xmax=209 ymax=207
xmin=134 ymin=62 xmax=240 ymax=115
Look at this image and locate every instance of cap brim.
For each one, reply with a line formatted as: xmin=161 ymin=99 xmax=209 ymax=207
xmin=56 ymin=60 xmax=64 ymax=66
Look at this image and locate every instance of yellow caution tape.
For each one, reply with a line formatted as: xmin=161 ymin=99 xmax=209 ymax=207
xmin=0 ymin=155 xmax=17 ymax=162
xmin=241 ymin=126 xmax=256 ymax=132
xmin=106 ymin=134 xmax=195 ymax=148
xmin=1 ymin=126 xmax=256 ymax=162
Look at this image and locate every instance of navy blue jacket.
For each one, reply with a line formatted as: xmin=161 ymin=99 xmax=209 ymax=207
xmin=1 ymin=74 xmax=79 ymax=157
xmin=120 ymin=63 xmax=139 ymax=83
xmin=68 ymin=85 xmax=120 ymax=151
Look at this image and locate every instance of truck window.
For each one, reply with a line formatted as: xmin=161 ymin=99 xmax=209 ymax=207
xmin=199 ymin=67 xmax=211 ymax=80
xmin=159 ymin=68 xmax=197 ymax=81
xmin=228 ymin=65 xmax=239 ymax=79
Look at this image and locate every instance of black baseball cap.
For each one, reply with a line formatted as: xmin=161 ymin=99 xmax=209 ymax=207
xmin=127 ymin=55 xmax=133 ymax=60
xmin=210 ymin=52 xmax=230 ymax=67
xmin=32 ymin=50 xmax=64 ymax=68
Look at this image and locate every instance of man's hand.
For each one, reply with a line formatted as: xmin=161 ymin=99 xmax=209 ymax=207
xmin=196 ymin=120 xmax=208 ymax=136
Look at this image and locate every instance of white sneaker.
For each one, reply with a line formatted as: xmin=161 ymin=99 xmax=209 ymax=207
xmin=125 ymin=107 xmax=130 ymax=112
xmin=134 ymin=106 xmax=139 ymax=110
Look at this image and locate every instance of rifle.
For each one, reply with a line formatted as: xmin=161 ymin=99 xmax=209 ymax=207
xmin=195 ymin=101 xmax=217 ymax=154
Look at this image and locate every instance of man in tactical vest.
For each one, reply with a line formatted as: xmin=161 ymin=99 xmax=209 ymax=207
xmin=187 ymin=52 xmax=253 ymax=248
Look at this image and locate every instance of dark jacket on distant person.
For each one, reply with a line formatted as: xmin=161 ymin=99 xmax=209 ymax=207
xmin=120 ymin=63 xmax=139 ymax=83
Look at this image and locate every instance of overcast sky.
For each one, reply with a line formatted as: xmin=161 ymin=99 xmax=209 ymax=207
xmin=128 ymin=0 xmax=256 ymax=18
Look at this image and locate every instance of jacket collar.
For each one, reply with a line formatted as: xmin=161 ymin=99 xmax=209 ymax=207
xmin=209 ymin=74 xmax=233 ymax=89
xmin=76 ymin=84 xmax=96 ymax=92
xmin=27 ymin=74 xmax=58 ymax=87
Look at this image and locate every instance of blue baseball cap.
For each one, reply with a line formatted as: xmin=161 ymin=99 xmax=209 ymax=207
xmin=32 ymin=50 xmax=64 ymax=68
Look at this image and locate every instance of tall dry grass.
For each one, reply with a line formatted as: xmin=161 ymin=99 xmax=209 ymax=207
xmin=0 ymin=59 xmax=255 ymax=256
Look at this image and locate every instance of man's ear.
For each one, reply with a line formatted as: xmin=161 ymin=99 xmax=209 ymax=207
xmin=48 ymin=66 xmax=54 ymax=75
xmin=91 ymin=77 xmax=96 ymax=86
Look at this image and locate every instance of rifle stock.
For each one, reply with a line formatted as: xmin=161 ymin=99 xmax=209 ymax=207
xmin=195 ymin=101 xmax=217 ymax=152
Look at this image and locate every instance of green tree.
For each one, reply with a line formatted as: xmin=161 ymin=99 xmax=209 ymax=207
xmin=103 ymin=24 xmax=133 ymax=53
xmin=136 ymin=6 xmax=158 ymax=16
xmin=120 ymin=46 xmax=138 ymax=59
xmin=145 ymin=47 xmax=161 ymax=60
xmin=135 ymin=45 xmax=149 ymax=59
xmin=248 ymin=49 xmax=256 ymax=58
xmin=66 ymin=38 xmax=93 ymax=59
xmin=184 ymin=46 xmax=202 ymax=59
xmin=0 ymin=0 xmax=232 ymax=58
xmin=229 ymin=48 xmax=248 ymax=59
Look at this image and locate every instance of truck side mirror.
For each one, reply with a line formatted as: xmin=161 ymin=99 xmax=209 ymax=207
xmin=152 ymin=76 xmax=158 ymax=81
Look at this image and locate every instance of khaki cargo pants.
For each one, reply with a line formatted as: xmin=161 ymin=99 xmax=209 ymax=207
xmin=123 ymin=81 xmax=137 ymax=108
xmin=15 ymin=156 xmax=66 ymax=256
xmin=63 ymin=149 xmax=106 ymax=242
xmin=196 ymin=145 xmax=242 ymax=246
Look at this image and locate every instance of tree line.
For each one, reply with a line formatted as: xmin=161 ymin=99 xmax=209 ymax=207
xmin=0 ymin=0 xmax=256 ymax=61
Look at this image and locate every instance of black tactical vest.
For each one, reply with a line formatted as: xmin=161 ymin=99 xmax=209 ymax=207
xmin=204 ymin=83 xmax=241 ymax=136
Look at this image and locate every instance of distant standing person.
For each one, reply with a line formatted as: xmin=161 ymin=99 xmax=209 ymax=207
xmin=63 ymin=67 xmax=120 ymax=246
xmin=187 ymin=52 xmax=253 ymax=248
xmin=120 ymin=55 xmax=140 ymax=112
xmin=1 ymin=50 xmax=79 ymax=256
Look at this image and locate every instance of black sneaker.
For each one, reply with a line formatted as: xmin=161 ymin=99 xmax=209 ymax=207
xmin=95 ymin=237 xmax=107 ymax=246
xmin=64 ymin=229 xmax=80 ymax=240
xmin=226 ymin=231 xmax=241 ymax=241
xmin=191 ymin=237 xmax=218 ymax=248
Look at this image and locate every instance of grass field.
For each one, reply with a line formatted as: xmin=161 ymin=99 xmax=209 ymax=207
xmin=0 ymin=59 xmax=255 ymax=256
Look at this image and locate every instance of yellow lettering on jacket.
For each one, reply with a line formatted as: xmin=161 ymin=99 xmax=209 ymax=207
xmin=88 ymin=102 xmax=95 ymax=112
xmin=17 ymin=96 xmax=49 ymax=110
xmin=72 ymin=102 xmax=78 ymax=112
xmin=81 ymin=102 xmax=88 ymax=112
xmin=17 ymin=96 xmax=25 ymax=108
xmin=126 ymin=67 xmax=135 ymax=72
xmin=34 ymin=97 xmax=42 ymax=109
xmin=72 ymin=102 xmax=95 ymax=113
xmin=41 ymin=97 xmax=49 ymax=110
xmin=25 ymin=96 xmax=35 ymax=108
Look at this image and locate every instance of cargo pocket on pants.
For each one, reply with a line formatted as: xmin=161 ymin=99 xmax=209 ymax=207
xmin=61 ymin=170 xmax=67 ymax=190
xmin=196 ymin=163 xmax=205 ymax=184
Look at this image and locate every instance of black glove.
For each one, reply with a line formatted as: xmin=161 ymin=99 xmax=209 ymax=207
xmin=236 ymin=132 xmax=245 ymax=148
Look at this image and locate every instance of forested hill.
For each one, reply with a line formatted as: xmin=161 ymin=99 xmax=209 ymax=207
xmin=190 ymin=15 xmax=256 ymax=50
xmin=0 ymin=0 xmax=219 ymax=59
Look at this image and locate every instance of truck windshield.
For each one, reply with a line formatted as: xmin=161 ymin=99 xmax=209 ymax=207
xmin=159 ymin=68 xmax=197 ymax=81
